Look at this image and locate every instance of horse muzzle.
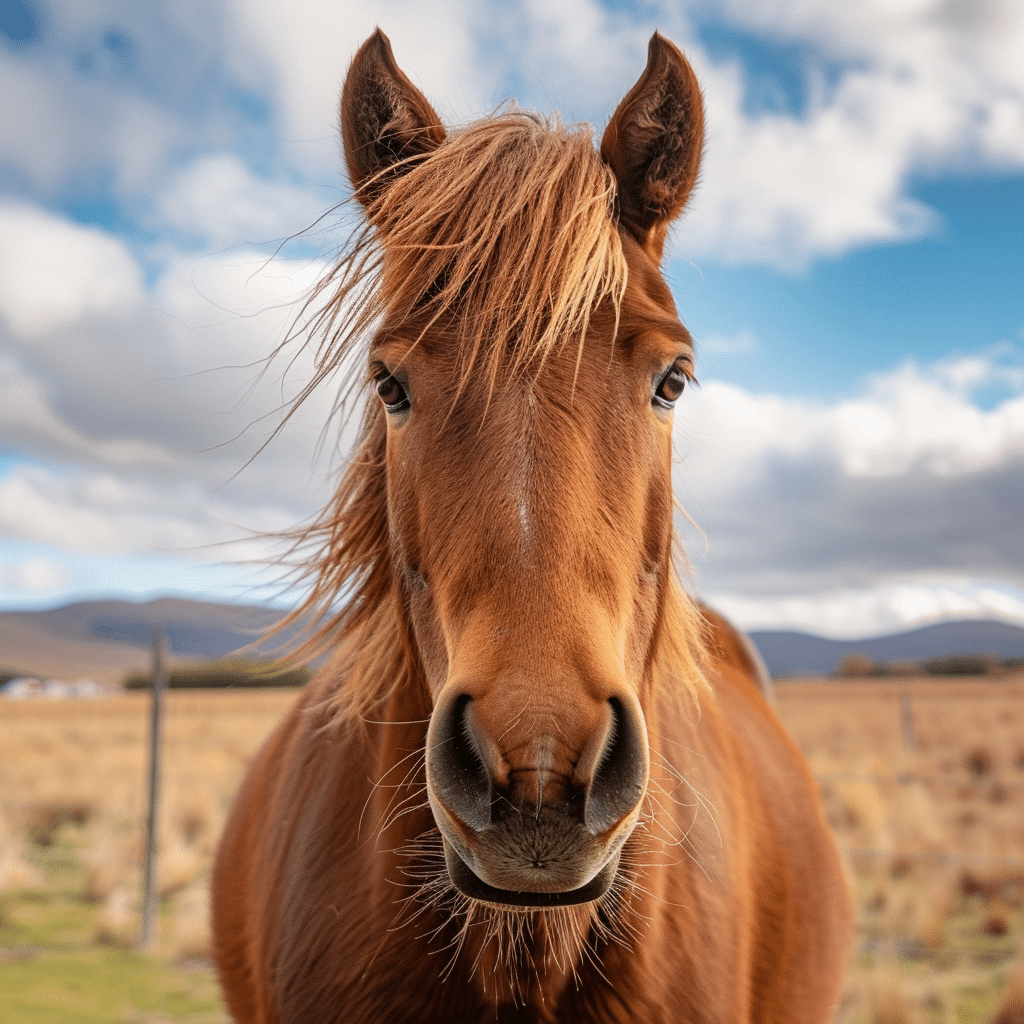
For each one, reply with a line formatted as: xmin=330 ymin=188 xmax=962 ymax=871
xmin=425 ymin=686 xmax=648 ymax=909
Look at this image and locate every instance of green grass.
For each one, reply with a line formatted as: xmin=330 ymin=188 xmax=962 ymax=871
xmin=0 ymin=946 xmax=227 ymax=1024
xmin=0 ymin=844 xmax=228 ymax=1024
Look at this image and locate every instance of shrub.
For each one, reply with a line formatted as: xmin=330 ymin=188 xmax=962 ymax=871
xmin=835 ymin=652 xmax=878 ymax=677
xmin=124 ymin=658 xmax=311 ymax=690
xmin=922 ymin=653 xmax=1001 ymax=677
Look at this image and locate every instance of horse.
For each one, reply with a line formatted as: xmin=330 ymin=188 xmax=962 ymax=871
xmin=211 ymin=30 xmax=853 ymax=1023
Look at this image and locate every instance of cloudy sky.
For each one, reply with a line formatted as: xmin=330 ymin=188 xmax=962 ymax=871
xmin=1 ymin=0 xmax=1022 ymax=638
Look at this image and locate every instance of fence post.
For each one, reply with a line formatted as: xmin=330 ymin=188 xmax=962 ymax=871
xmin=899 ymin=682 xmax=916 ymax=754
xmin=139 ymin=627 xmax=167 ymax=950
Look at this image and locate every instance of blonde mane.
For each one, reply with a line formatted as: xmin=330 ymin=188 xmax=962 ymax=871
xmin=304 ymin=110 xmax=627 ymax=388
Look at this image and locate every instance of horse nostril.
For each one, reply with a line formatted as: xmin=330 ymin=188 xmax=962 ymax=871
xmin=427 ymin=694 xmax=492 ymax=831
xmin=584 ymin=697 xmax=648 ymax=835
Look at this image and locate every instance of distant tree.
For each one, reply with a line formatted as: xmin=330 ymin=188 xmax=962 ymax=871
xmin=921 ymin=652 xmax=1000 ymax=677
xmin=124 ymin=659 xmax=311 ymax=690
xmin=834 ymin=652 xmax=877 ymax=678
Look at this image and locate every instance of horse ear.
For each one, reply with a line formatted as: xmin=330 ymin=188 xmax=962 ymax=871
xmin=600 ymin=33 xmax=704 ymax=261
xmin=340 ymin=29 xmax=446 ymax=204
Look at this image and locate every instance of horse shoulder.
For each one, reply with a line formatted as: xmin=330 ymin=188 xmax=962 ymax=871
xmin=699 ymin=604 xmax=775 ymax=708
xmin=212 ymin=672 xmax=376 ymax=1023
xmin=212 ymin=688 xmax=313 ymax=1023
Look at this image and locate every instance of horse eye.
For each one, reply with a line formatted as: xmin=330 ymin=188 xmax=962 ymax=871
xmin=652 ymin=363 xmax=688 ymax=409
xmin=375 ymin=372 xmax=410 ymax=413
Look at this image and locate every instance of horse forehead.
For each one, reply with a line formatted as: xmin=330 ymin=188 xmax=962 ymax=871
xmin=566 ymin=221 xmax=666 ymax=314
xmin=404 ymin=372 xmax=611 ymax=559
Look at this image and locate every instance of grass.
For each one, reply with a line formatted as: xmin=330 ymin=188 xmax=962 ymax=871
xmin=775 ymin=676 xmax=1024 ymax=1023
xmin=1 ymin=679 xmax=1022 ymax=1022
xmin=0 ymin=946 xmax=225 ymax=1024
xmin=0 ymin=690 xmax=294 ymax=1024
xmin=0 ymin=844 xmax=229 ymax=1024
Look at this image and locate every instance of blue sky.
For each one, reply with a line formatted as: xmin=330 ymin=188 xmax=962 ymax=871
xmin=681 ymin=174 xmax=1024 ymax=401
xmin=1 ymin=0 xmax=1022 ymax=637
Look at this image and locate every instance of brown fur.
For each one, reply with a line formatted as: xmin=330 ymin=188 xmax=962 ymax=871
xmin=212 ymin=30 xmax=852 ymax=1023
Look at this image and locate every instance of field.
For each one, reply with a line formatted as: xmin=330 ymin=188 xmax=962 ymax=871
xmin=775 ymin=677 xmax=1024 ymax=1023
xmin=0 ymin=690 xmax=294 ymax=1024
xmin=1 ymin=679 xmax=1022 ymax=1023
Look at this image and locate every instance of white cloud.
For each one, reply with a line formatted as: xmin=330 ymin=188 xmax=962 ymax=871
xmin=832 ymin=356 xmax=1024 ymax=477
xmin=0 ymin=204 xmax=143 ymax=335
xmin=0 ymin=352 xmax=175 ymax=469
xmin=697 ymin=329 xmax=757 ymax=356
xmin=397 ymin=0 xmax=1023 ymax=267
xmin=677 ymin=347 xmax=1024 ymax=488
xmin=0 ymin=463 xmax=223 ymax=553
xmin=0 ymin=555 xmax=72 ymax=595
xmin=0 ymin=461 xmax=293 ymax=557
xmin=148 ymin=154 xmax=327 ymax=248
xmin=0 ymin=204 xmax=357 ymax=587
xmin=0 ymin=208 xmax=340 ymax=497
xmin=226 ymin=0 xmax=487 ymax=155
xmin=0 ymin=5 xmax=242 ymax=198
xmin=4 ymin=1 xmax=1024 ymax=268
xmin=674 ymin=0 xmax=1024 ymax=265
xmin=707 ymin=581 xmax=1024 ymax=638
xmin=679 ymin=63 xmax=944 ymax=266
xmin=0 ymin=539 xmax=289 ymax=608
xmin=233 ymin=0 xmax=1021 ymax=268
xmin=151 ymin=246 xmax=327 ymax=335
xmin=674 ymin=346 xmax=1024 ymax=604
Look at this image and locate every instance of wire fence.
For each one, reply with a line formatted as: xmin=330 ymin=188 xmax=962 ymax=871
xmin=811 ymin=766 xmax=1024 ymax=869
xmin=839 ymin=846 xmax=1024 ymax=869
xmin=815 ymin=771 xmax=1024 ymax=789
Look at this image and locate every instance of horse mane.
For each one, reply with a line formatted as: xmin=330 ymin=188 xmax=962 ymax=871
xmin=270 ymin=108 xmax=708 ymax=722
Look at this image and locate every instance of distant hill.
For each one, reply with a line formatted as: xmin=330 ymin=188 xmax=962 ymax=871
xmin=0 ymin=597 xmax=304 ymax=686
xmin=3 ymin=597 xmax=1024 ymax=684
xmin=4 ymin=597 xmax=293 ymax=657
xmin=749 ymin=618 xmax=1024 ymax=678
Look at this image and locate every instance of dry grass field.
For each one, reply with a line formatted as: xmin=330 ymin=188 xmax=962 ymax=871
xmin=776 ymin=675 xmax=1024 ymax=1023
xmin=1 ymin=677 xmax=1022 ymax=1022
xmin=0 ymin=690 xmax=295 ymax=1023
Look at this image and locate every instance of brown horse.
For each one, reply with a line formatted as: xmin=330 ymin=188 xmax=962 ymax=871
xmin=212 ymin=30 xmax=852 ymax=1023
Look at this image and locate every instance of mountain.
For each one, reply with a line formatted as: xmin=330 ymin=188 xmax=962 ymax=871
xmin=3 ymin=597 xmax=1023 ymax=685
xmin=4 ymin=597 xmax=292 ymax=657
xmin=749 ymin=618 xmax=1024 ymax=678
xmin=0 ymin=597 xmax=303 ymax=686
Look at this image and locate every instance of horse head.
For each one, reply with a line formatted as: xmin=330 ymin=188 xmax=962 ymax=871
xmin=338 ymin=29 xmax=706 ymax=914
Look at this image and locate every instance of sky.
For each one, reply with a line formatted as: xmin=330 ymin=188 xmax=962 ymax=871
xmin=0 ymin=0 xmax=1022 ymax=638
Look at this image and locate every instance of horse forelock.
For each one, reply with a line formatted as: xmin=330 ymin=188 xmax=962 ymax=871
xmin=301 ymin=109 xmax=627 ymax=400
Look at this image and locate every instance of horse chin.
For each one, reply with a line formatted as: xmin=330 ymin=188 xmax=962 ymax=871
xmin=441 ymin=836 xmax=619 ymax=910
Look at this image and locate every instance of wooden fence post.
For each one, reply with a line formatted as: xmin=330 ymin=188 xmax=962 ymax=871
xmin=139 ymin=627 xmax=167 ymax=950
xmin=899 ymin=682 xmax=916 ymax=754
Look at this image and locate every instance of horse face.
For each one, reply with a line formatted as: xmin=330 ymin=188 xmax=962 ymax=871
xmin=373 ymin=270 xmax=690 ymax=903
xmin=342 ymin=31 xmax=703 ymax=908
